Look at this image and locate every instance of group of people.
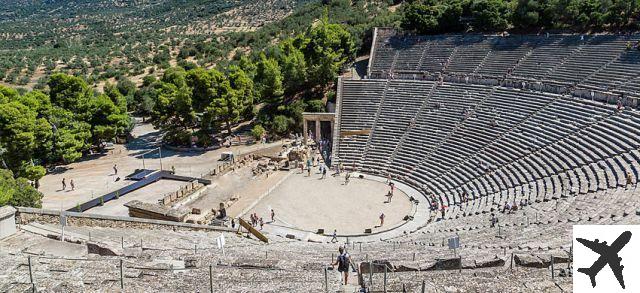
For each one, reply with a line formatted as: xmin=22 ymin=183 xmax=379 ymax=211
xmin=502 ymin=199 xmax=529 ymax=214
xmin=61 ymin=178 xmax=75 ymax=191
xmin=248 ymin=209 xmax=276 ymax=231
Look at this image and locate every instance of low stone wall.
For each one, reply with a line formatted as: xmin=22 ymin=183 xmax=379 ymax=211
xmin=16 ymin=207 xmax=234 ymax=233
xmin=0 ymin=206 xmax=17 ymax=239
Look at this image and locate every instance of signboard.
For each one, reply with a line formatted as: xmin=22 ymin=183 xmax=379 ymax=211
xmin=216 ymin=234 xmax=226 ymax=249
xmin=448 ymin=236 xmax=460 ymax=250
xmin=60 ymin=212 xmax=67 ymax=227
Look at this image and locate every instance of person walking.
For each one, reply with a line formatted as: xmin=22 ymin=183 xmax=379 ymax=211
xmin=113 ymin=164 xmax=118 ymax=175
xmin=70 ymin=179 xmax=75 ymax=191
xmin=330 ymin=229 xmax=338 ymax=243
xmin=259 ymin=218 xmax=264 ymax=230
xmin=322 ymin=166 xmax=327 ymax=179
xmin=61 ymin=178 xmax=66 ymax=190
xmin=270 ymin=209 xmax=275 ymax=223
xmin=379 ymin=212 xmax=385 ymax=226
xmin=332 ymin=247 xmax=351 ymax=286
xmin=344 ymin=172 xmax=350 ymax=185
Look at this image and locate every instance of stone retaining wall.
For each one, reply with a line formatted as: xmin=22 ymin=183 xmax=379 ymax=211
xmin=16 ymin=207 xmax=234 ymax=233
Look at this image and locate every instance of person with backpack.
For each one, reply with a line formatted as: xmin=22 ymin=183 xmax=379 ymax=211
xmin=332 ymin=247 xmax=351 ymax=285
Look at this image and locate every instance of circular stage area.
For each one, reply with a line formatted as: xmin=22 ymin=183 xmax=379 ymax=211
xmin=246 ymin=171 xmax=414 ymax=235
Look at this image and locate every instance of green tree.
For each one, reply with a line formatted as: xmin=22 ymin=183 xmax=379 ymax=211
xmin=302 ymin=13 xmax=355 ymax=87
xmin=277 ymin=39 xmax=308 ymax=93
xmin=471 ymin=0 xmax=510 ymax=31
xmin=255 ymin=53 xmax=284 ymax=102
xmin=0 ymin=169 xmax=43 ymax=208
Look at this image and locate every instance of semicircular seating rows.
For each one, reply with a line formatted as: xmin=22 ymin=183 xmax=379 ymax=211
xmin=335 ymin=78 xmax=640 ymax=216
xmin=368 ymin=29 xmax=640 ymax=99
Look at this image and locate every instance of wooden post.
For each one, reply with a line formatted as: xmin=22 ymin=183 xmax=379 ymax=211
xmin=551 ymin=256 xmax=555 ymax=279
xmin=459 ymin=255 xmax=462 ymax=273
xmin=413 ymin=252 xmax=416 ymax=261
xmin=121 ymin=236 xmax=124 ymax=249
xmin=195 ymin=244 xmax=197 ymax=254
xmin=421 ymin=280 xmax=425 ymax=293
xmin=209 ymin=265 xmax=213 ymax=293
xmin=119 ymin=259 xmax=124 ymax=289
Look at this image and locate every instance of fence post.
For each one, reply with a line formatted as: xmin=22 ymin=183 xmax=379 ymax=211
xmin=369 ymin=261 xmax=373 ymax=288
xmin=459 ymin=255 xmax=462 ymax=273
xmin=551 ymin=256 xmax=555 ymax=279
xmin=324 ymin=267 xmax=329 ymax=293
xmin=209 ymin=265 xmax=213 ymax=293
xmin=119 ymin=259 xmax=124 ymax=289
xmin=28 ymin=256 xmax=34 ymax=291
xmin=510 ymin=253 xmax=514 ymax=271
xmin=421 ymin=280 xmax=426 ymax=293
xmin=413 ymin=252 xmax=416 ymax=261
xmin=383 ymin=265 xmax=387 ymax=293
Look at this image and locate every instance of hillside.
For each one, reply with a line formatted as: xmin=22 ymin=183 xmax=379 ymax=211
xmin=0 ymin=0 xmax=314 ymax=89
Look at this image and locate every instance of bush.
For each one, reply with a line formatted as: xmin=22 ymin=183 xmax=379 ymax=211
xmin=272 ymin=115 xmax=292 ymax=135
xmin=251 ymin=124 xmax=266 ymax=140
xmin=306 ymin=99 xmax=325 ymax=112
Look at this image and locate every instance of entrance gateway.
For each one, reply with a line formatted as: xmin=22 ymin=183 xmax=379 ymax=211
xmin=302 ymin=112 xmax=335 ymax=145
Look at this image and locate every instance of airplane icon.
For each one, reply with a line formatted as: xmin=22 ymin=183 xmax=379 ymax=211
xmin=577 ymin=231 xmax=632 ymax=289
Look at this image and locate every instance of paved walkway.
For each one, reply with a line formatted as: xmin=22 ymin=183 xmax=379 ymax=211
xmin=39 ymin=121 xmax=289 ymax=211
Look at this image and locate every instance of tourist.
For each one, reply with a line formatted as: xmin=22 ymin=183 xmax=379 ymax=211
xmin=113 ymin=164 xmax=118 ymax=175
xmin=617 ymin=99 xmax=623 ymax=111
xmin=389 ymin=182 xmax=395 ymax=195
xmin=490 ymin=213 xmax=498 ymax=228
xmin=627 ymin=172 xmax=633 ymax=186
xmin=307 ymin=166 xmax=311 ymax=177
xmin=271 ymin=209 xmax=275 ymax=223
xmin=231 ymin=219 xmax=235 ymax=229
xmin=386 ymin=174 xmax=391 ymax=184
xmin=386 ymin=191 xmax=393 ymax=203
xmin=61 ymin=178 xmax=66 ymax=190
xmin=322 ymin=166 xmax=327 ymax=179
xmin=379 ymin=212 xmax=385 ymax=226
xmin=331 ymin=230 xmax=338 ymax=243
xmin=259 ymin=218 xmax=264 ymax=230
xmin=70 ymin=179 xmax=75 ymax=191
xmin=344 ymin=172 xmax=350 ymax=185
xmin=332 ymin=246 xmax=351 ymax=285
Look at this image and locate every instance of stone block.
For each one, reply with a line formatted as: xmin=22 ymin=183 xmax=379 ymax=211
xmin=87 ymin=241 xmax=121 ymax=256
xmin=474 ymin=257 xmax=505 ymax=268
xmin=514 ymin=254 xmax=546 ymax=268
xmin=423 ymin=257 xmax=462 ymax=271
